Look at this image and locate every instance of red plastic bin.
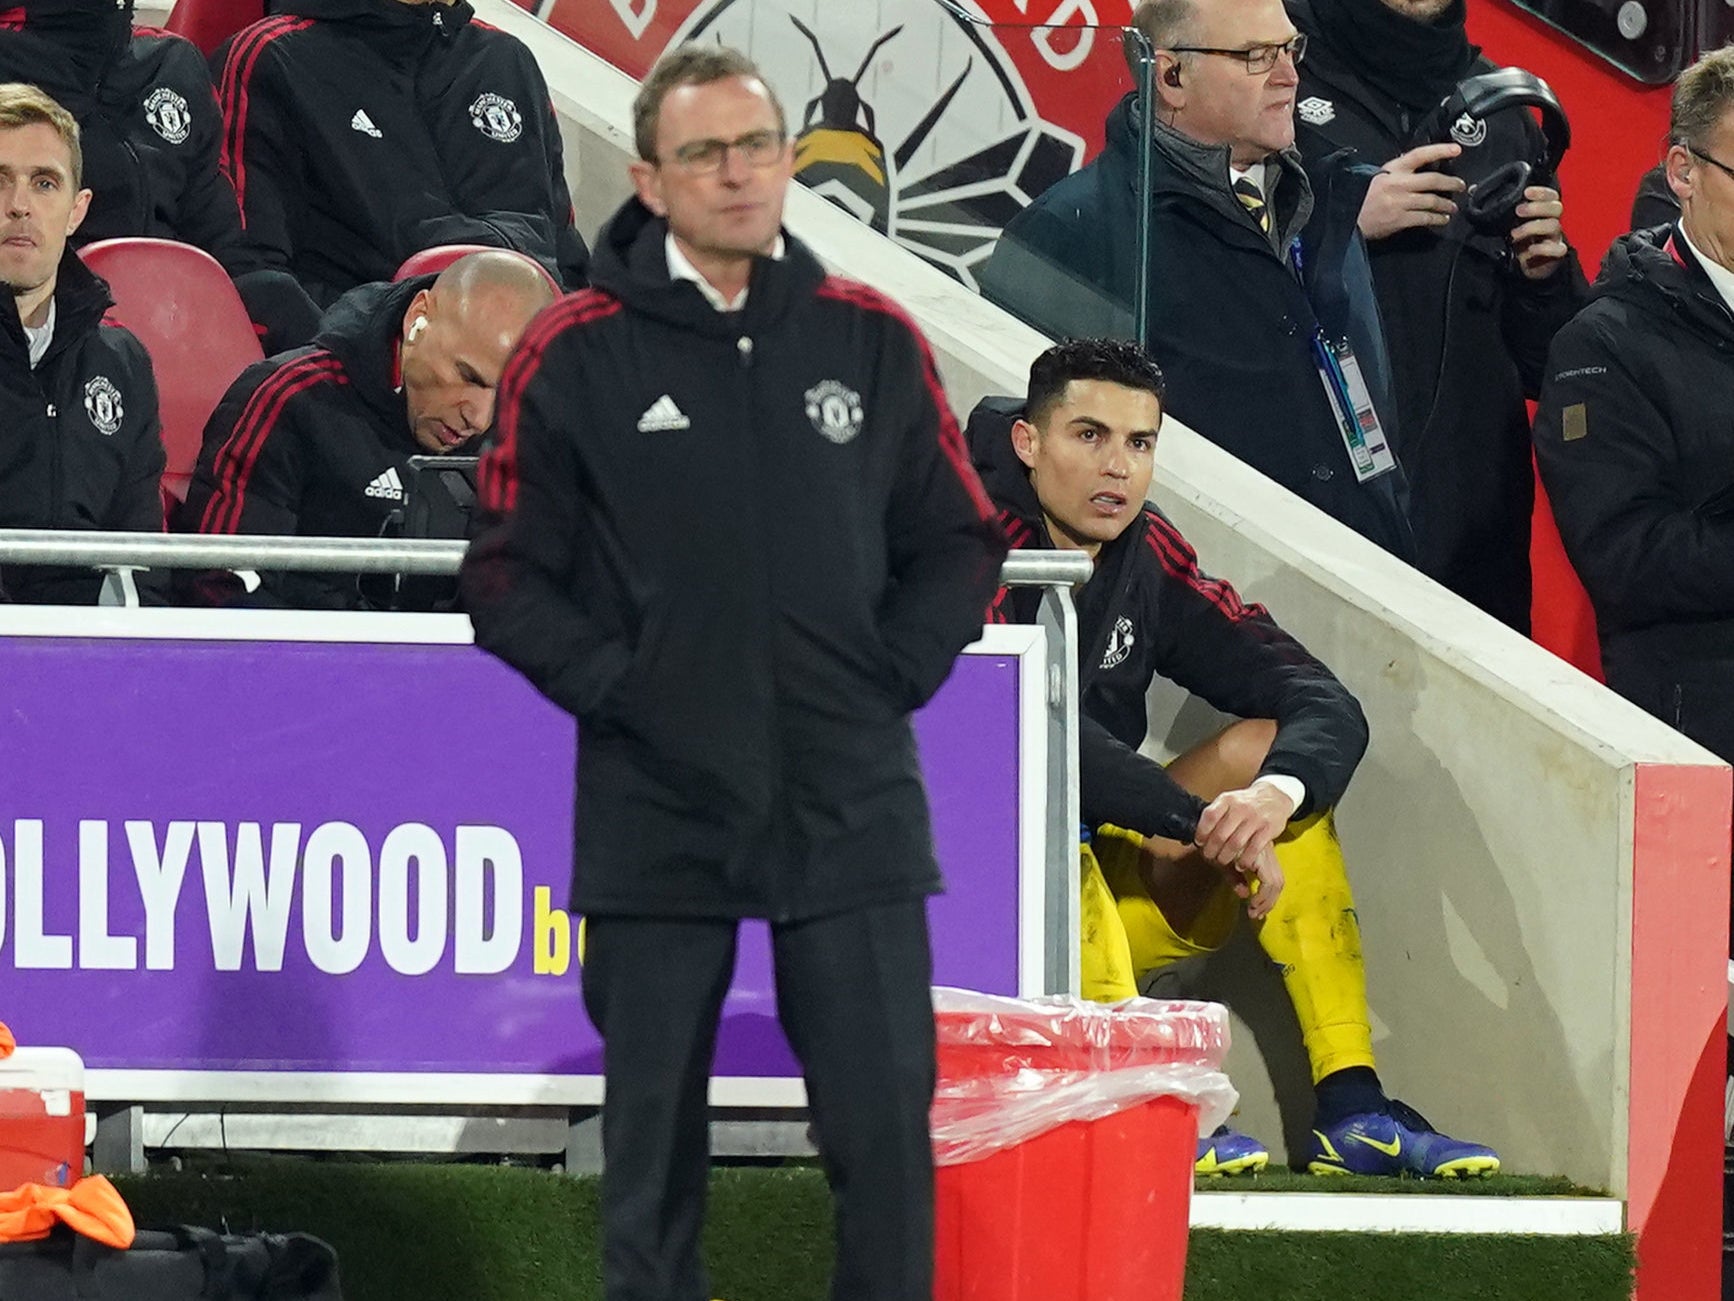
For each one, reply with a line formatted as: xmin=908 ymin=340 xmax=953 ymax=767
xmin=931 ymin=990 xmax=1235 ymax=1301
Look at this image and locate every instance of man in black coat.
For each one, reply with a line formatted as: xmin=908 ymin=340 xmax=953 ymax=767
xmin=460 ymin=44 xmax=1006 ymax=1301
xmin=0 ymin=84 xmax=166 ymax=606
xmin=979 ymin=0 xmax=1416 ymax=562
xmin=0 ymin=0 xmax=321 ymax=352
xmin=180 ymin=249 xmax=553 ymax=609
xmin=214 ymin=0 xmax=588 ymax=317
xmin=1288 ymin=0 xmax=1585 ymax=631
xmin=1535 ymin=49 xmax=1734 ymax=774
xmin=973 ymin=337 xmax=1500 ymax=1180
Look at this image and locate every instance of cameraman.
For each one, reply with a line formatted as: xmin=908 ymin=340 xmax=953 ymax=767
xmin=1287 ymin=0 xmax=1586 ymax=631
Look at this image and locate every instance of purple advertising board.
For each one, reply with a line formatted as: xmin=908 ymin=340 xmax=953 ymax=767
xmin=0 ymin=614 xmax=1043 ymax=1103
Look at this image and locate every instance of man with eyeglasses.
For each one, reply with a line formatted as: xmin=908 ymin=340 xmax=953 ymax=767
xmin=1536 ymin=48 xmax=1734 ymax=785
xmin=459 ymin=42 xmax=1006 ymax=1301
xmin=980 ymin=0 xmax=1417 ymax=565
xmin=1288 ymin=0 xmax=1585 ymax=634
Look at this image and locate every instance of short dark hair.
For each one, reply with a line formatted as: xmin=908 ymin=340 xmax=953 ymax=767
xmin=1026 ymin=337 xmax=1167 ymax=428
xmin=632 ymin=43 xmax=788 ymax=162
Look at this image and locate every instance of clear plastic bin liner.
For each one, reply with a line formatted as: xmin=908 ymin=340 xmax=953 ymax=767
xmin=931 ymin=988 xmax=1239 ymax=1166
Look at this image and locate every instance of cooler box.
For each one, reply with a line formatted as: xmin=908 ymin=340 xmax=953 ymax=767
xmin=0 ymin=1047 xmax=86 ymax=1191
xmin=931 ymin=989 xmax=1236 ymax=1301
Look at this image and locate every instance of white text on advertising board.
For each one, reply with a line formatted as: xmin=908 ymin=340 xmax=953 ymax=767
xmin=0 ymin=821 xmax=582 ymax=978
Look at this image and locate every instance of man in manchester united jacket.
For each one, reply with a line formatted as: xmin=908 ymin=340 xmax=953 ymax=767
xmin=214 ymin=0 xmax=588 ymax=311
xmin=0 ymin=0 xmax=323 ymax=351
xmin=179 ymin=249 xmax=553 ymax=609
xmin=971 ymin=337 xmax=1500 ymax=1181
xmin=460 ymin=44 xmax=1005 ymax=1301
xmin=0 ymin=84 xmax=166 ymax=606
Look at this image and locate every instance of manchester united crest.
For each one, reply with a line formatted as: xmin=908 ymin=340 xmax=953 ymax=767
xmin=144 ymin=87 xmax=191 ymax=146
xmin=470 ymin=92 xmax=523 ymax=144
xmin=804 ymin=379 xmax=864 ymax=445
xmin=84 ymin=376 xmax=124 ymax=436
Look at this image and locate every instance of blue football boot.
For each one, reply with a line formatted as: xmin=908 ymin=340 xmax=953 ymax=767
xmin=1305 ymin=1099 xmax=1501 ymax=1178
xmin=1195 ymin=1124 xmax=1270 ymax=1176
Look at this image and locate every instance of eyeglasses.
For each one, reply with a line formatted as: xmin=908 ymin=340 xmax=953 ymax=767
xmin=661 ymin=129 xmax=787 ymax=174
xmin=1167 ymin=33 xmax=1307 ymax=75
xmin=1689 ymin=146 xmax=1734 ymax=184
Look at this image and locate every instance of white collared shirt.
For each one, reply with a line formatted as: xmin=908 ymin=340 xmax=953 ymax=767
xmin=665 ymin=233 xmax=785 ymax=312
xmin=1228 ymin=162 xmax=1269 ymax=197
xmin=23 ymin=297 xmax=55 ymax=370
xmin=1679 ymin=222 xmax=1734 ymax=318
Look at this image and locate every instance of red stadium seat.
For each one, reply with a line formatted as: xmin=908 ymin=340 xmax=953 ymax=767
xmin=393 ymin=244 xmax=562 ymax=294
xmin=162 ymin=0 xmax=266 ymax=58
xmin=80 ymin=238 xmax=265 ymax=507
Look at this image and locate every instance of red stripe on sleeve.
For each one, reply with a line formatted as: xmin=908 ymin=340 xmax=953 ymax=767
xmin=1142 ymin=513 xmax=1269 ymax=623
xmin=480 ymin=290 xmax=622 ymax=516
xmin=199 ymin=353 xmax=345 ymax=535
xmin=814 ymin=276 xmax=997 ymax=521
xmin=218 ymin=17 xmax=314 ymax=221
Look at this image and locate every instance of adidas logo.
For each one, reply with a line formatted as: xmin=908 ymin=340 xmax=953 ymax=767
xmin=364 ymin=467 xmax=404 ymax=501
xmin=636 ymin=394 xmax=690 ymax=433
xmin=350 ymin=109 xmax=382 ymax=139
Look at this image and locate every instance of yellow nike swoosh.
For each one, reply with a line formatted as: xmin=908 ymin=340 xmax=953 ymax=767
xmin=1350 ymin=1132 xmax=1402 ymax=1157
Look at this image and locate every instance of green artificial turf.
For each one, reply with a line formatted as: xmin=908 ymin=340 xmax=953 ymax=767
xmin=110 ymin=1158 xmax=1635 ymax=1301
xmin=1183 ymin=1230 xmax=1636 ymax=1301
xmin=1194 ymin=1170 xmax=1604 ymax=1196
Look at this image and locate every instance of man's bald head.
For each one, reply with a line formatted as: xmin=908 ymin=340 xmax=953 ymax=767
xmin=399 ymin=251 xmax=559 ymax=453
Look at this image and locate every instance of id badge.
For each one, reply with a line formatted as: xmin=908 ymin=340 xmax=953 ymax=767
xmin=1313 ymin=336 xmax=1397 ymax=484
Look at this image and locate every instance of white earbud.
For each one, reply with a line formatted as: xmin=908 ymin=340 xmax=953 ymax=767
xmin=407 ymin=316 xmax=428 ymax=344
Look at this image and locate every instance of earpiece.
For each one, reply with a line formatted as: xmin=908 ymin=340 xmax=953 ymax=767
xmin=1164 ymin=65 xmax=1182 ymax=88
xmin=407 ymin=316 xmax=428 ymax=344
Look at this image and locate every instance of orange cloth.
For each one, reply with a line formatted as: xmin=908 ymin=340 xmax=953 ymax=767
xmin=0 ymin=1022 xmax=13 ymax=1060
xmin=0 ymin=1175 xmax=135 ymax=1248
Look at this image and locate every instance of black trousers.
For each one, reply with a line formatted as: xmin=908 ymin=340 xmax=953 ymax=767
xmin=582 ymin=900 xmax=936 ymax=1301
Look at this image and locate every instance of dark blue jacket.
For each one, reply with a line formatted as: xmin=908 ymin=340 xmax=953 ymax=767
xmin=980 ymin=92 xmax=1415 ymax=561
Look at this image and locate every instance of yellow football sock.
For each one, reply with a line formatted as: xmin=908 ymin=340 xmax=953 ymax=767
xmin=1078 ymin=839 xmax=1140 ymax=1002
xmin=1256 ymin=811 xmax=1376 ymax=1084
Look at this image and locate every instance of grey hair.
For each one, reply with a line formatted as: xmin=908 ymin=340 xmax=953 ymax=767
xmin=1672 ymin=46 xmax=1734 ymax=151
xmin=1125 ymin=0 xmax=1198 ymax=77
xmin=632 ymin=43 xmax=788 ymax=162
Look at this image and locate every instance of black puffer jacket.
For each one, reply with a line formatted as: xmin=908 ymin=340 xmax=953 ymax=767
xmin=1289 ymin=0 xmax=1588 ymax=630
xmin=0 ymin=252 xmax=166 ymax=605
xmin=1534 ymin=226 xmax=1734 ymax=761
xmin=980 ymin=93 xmax=1415 ymax=561
xmin=215 ymin=0 xmax=588 ymax=304
xmin=0 ymin=0 xmax=254 ymax=270
xmin=461 ymin=199 xmax=1007 ymax=920
xmin=178 ymin=275 xmax=472 ymax=609
xmin=968 ymin=396 xmax=1367 ymax=841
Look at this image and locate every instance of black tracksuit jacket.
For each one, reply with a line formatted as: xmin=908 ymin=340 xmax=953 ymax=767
xmin=178 ymin=274 xmax=473 ymax=609
xmin=968 ymin=396 xmax=1368 ymax=842
xmin=1289 ymin=0 xmax=1588 ymax=631
xmin=214 ymin=0 xmax=588 ymax=306
xmin=0 ymin=1 xmax=253 ymax=271
xmin=1534 ymin=226 xmax=1734 ymax=763
xmin=0 ymin=252 xmax=166 ymax=605
xmin=460 ymin=199 xmax=1008 ymax=920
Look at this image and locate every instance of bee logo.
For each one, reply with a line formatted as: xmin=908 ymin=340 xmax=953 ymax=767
xmin=787 ymin=17 xmax=905 ymax=232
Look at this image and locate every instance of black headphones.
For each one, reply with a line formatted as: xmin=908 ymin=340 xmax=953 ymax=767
xmin=1164 ymin=64 xmax=1182 ymax=88
xmin=1409 ymin=67 xmax=1571 ymax=234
